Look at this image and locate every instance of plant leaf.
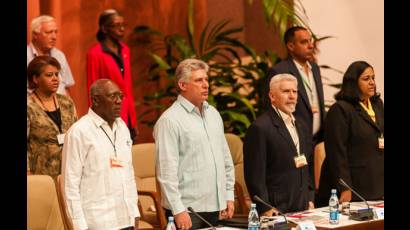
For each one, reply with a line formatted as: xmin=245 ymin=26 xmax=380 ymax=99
xmin=200 ymin=48 xmax=219 ymax=62
xmin=188 ymin=0 xmax=195 ymax=37
xmin=187 ymin=0 xmax=196 ymax=55
xmin=227 ymin=93 xmax=256 ymax=120
xmin=206 ymin=20 xmax=231 ymax=50
xmin=221 ymin=111 xmax=251 ymax=127
xmin=149 ymin=53 xmax=171 ymax=70
xmin=199 ymin=20 xmax=212 ymax=56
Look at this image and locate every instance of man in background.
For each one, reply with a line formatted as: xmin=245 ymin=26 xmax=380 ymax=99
xmin=267 ymin=26 xmax=325 ymax=148
xmin=27 ymin=15 xmax=75 ymax=96
xmin=87 ymin=9 xmax=138 ymax=143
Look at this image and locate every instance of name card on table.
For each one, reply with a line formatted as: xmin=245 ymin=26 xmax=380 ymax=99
xmin=373 ymin=208 xmax=384 ymax=219
xmin=296 ymin=220 xmax=316 ymax=230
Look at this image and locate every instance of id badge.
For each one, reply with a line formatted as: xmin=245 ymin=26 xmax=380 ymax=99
xmin=294 ymin=154 xmax=308 ymax=168
xmin=110 ymin=156 xmax=124 ymax=168
xmin=311 ymin=106 xmax=318 ymax=113
xmin=378 ymin=137 xmax=384 ymax=149
xmin=57 ymin=133 xmax=65 ymax=145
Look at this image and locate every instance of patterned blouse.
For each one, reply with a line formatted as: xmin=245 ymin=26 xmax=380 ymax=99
xmin=27 ymin=93 xmax=77 ymax=179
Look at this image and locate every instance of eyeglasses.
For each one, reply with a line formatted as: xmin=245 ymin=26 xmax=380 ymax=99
xmin=106 ymin=92 xmax=124 ymax=101
xmin=107 ymin=23 xmax=126 ymax=29
xmin=94 ymin=92 xmax=124 ymax=101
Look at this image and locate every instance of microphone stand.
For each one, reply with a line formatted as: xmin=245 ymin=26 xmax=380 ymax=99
xmin=253 ymin=195 xmax=291 ymax=230
xmin=187 ymin=207 xmax=217 ymax=230
xmin=339 ymin=179 xmax=374 ymax=221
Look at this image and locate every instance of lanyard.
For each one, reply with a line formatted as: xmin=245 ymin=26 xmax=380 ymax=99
xmin=300 ymin=74 xmax=313 ymax=93
xmin=34 ymin=91 xmax=58 ymax=112
xmin=295 ymin=61 xmax=313 ymax=93
xmin=100 ymin=126 xmax=117 ymax=157
xmin=34 ymin=91 xmax=62 ymax=133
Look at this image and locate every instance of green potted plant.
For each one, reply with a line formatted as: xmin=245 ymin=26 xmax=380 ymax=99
xmin=134 ymin=0 xmax=312 ymax=137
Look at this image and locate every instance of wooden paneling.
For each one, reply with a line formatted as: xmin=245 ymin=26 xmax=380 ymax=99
xmin=27 ymin=0 xmax=283 ymax=143
xmin=27 ymin=0 xmax=40 ymax=43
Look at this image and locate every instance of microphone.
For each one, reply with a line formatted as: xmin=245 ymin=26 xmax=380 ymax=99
xmin=253 ymin=195 xmax=291 ymax=230
xmin=187 ymin=207 xmax=216 ymax=230
xmin=338 ymin=178 xmax=374 ymax=221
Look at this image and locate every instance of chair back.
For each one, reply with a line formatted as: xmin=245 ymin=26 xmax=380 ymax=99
xmin=56 ymin=175 xmax=74 ymax=230
xmin=132 ymin=143 xmax=166 ymax=229
xmin=27 ymin=175 xmax=64 ymax=230
xmin=225 ymin=133 xmax=250 ymax=214
xmin=133 ymin=143 xmax=157 ymax=189
xmin=314 ymin=142 xmax=326 ymax=190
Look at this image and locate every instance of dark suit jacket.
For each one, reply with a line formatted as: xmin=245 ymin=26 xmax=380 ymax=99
xmin=266 ymin=58 xmax=326 ymax=144
xmin=243 ymin=106 xmax=314 ymax=214
xmin=316 ymin=99 xmax=384 ymax=207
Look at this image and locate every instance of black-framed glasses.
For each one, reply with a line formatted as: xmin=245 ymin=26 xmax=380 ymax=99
xmin=107 ymin=23 xmax=127 ymax=29
xmin=94 ymin=92 xmax=124 ymax=101
xmin=106 ymin=92 xmax=124 ymax=101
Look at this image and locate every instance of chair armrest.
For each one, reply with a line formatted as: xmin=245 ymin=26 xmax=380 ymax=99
xmin=234 ymin=182 xmax=249 ymax=215
xmin=138 ymin=190 xmax=167 ymax=230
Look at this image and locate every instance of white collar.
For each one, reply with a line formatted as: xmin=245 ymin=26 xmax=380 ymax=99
xmin=272 ymin=105 xmax=295 ymax=125
xmin=293 ymin=59 xmax=312 ymax=71
xmin=88 ymin=108 xmax=120 ymax=131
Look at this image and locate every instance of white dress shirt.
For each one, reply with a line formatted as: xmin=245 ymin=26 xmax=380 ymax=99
xmin=293 ymin=59 xmax=321 ymax=136
xmin=62 ymin=108 xmax=140 ymax=230
xmin=27 ymin=43 xmax=75 ymax=95
xmin=272 ymin=105 xmax=300 ymax=154
xmin=154 ymin=95 xmax=235 ymax=215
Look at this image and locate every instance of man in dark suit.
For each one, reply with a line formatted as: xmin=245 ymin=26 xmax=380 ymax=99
xmin=244 ymin=73 xmax=315 ymax=215
xmin=266 ymin=26 xmax=326 ymax=147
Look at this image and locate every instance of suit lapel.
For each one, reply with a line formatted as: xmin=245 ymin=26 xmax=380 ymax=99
xmin=286 ymin=58 xmax=311 ymax=110
xmin=268 ymin=107 xmax=298 ymax=153
xmin=355 ymin=103 xmax=382 ymax=132
xmin=374 ymin=102 xmax=384 ymax=132
xmin=311 ymin=64 xmax=325 ymax=113
xmin=295 ymin=121 xmax=305 ymax=154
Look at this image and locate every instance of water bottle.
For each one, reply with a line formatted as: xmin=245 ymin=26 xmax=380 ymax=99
xmin=248 ymin=203 xmax=260 ymax=230
xmin=165 ymin=216 xmax=176 ymax=230
xmin=329 ymin=189 xmax=339 ymax=224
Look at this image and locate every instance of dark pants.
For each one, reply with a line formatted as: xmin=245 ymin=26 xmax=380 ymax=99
xmin=164 ymin=209 xmax=219 ymax=229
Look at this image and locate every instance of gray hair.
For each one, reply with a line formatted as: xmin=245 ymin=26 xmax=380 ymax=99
xmin=31 ymin=15 xmax=55 ymax=34
xmin=269 ymin=73 xmax=298 ymax=92
xmin=175 ymin=59 xmax=209 ymax=87
xmin=90 ymin=79 xmax=115 ymax=107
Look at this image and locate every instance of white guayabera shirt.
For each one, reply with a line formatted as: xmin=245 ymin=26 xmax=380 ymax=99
xmin=154 ymin=95 xmax=235 ymax=215
xmin=62 ymin=108 xmax=140 ymax=230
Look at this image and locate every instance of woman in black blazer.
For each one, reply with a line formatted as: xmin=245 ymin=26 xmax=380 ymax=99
xmin=316 ymin=61 xmax=384 ymax=207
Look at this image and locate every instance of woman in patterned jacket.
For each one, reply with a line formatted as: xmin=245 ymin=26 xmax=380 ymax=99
xmin=27 ymin=56 xmax=77 ymax=180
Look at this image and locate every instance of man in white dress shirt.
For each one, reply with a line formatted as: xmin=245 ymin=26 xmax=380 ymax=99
xmin=154 ymin=59 xmax=235 ymax=230
xmin=27 ymin=15 xmax=75 ymax=96
xmin=62 ymin=79 xmax=139 ymax=230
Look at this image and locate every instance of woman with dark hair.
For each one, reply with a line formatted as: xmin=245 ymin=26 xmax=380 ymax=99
xmin=27 ymin=56 xmax=77 ymax=179
xmin=316 ymin=61 xmax=384 ymax=207
xmin=87 ymin=9 xmax=138 ymax=143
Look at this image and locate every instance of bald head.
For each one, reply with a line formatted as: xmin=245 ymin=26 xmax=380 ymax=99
xmin=90 ymin=79 xmax=113 ymax=101
xmin=90 ymin=79 xmax=123 ymax=126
